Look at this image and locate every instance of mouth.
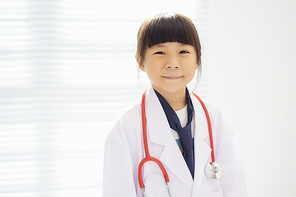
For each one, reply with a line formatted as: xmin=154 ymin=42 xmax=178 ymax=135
xmin=163 ymin=76 xmax=183 ymax=80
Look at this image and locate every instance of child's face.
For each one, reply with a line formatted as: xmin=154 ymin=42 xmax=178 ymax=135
xmin=140 ymin=42 xmax=198 ymax=96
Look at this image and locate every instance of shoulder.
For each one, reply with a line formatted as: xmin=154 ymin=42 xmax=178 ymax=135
xmin=205 ymin=101 xmax=237 ymax=151
xmin=116 ymin=98 xmax=142 ymax=126
xmin=190 ymin=93 xmax=223 ymax=119
xmin=201 ymin=99 xmax=228 ymax=125
xmin=202 ymin=99 xmax=231 ymax=128
xmin=201 ymin=99 xmax=221 ymax=115
xmin=200 ymin=98 xmax=232 ymax=129
xmin=191 ymin=94 xmax=235 ymax=148
xmin=105 ymin=98 xmax=142 ymax=148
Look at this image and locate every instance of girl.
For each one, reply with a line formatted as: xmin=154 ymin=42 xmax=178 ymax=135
xmin=103 ymin=13 xmax=247 ymax=197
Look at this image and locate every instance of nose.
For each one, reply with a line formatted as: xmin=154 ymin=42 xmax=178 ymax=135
xmin=165 ymin=57 xmax=180 ymax=69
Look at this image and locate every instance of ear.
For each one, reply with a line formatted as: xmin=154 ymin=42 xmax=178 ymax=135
xmin=195 ymin=63 xmax=199 ymax=70
xmin=140 ymin=64 xmax=145 ymax=72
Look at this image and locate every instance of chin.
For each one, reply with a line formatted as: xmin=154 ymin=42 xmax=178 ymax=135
xmin=158 ymin=86 xmax=186 ymax=94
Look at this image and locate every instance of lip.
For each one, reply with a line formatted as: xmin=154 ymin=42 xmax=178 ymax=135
xmin=163 ymin=76 xmax=183 ymax=80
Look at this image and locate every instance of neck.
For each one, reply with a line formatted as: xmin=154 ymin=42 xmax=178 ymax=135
xmin=154 ymin=88 xmax=187 ymax=111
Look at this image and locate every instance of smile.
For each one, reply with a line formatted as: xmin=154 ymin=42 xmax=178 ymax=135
xmin=163 ymin=76 xmax=183 ymax=80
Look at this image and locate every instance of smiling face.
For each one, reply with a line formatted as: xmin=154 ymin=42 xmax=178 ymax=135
xmin=140 ymin=42 xmax=198 ymax=96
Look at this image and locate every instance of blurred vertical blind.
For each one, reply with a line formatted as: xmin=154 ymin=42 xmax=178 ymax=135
xmin=0 ymin=0 xmax=209 ymax=196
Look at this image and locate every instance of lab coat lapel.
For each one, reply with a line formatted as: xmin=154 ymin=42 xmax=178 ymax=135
xmin=190 ymin=92 xmax=212 ymax=196
xmin=145 ymin=87 xmax=194 ymax=190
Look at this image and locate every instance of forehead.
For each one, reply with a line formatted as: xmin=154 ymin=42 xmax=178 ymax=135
xmin=150 ymin=42 xmax=192 ymax=48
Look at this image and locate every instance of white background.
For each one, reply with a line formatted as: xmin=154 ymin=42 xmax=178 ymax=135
xmin=1 ymin=0 xmax=295 ymax=196
xmin=208 ymin=0 xmax=296 ymax=196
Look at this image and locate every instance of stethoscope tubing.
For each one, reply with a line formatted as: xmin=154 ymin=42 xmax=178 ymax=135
xmin=138 ymin=89 xmax=218 ymax=192
xmin=192 ymin=92 xmax=215 ymax=163
xmin=138 ymin=89 xmax=170 ymax=190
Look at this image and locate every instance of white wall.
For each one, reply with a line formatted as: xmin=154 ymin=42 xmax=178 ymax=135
xmin=207 ymin=0 xmax=296 ymax=196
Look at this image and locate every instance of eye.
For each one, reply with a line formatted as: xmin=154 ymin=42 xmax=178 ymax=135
xmin=180 ymin=50 xmax=189 ymax=54
xmin=154 ymin=51 xmax=165 ymax=55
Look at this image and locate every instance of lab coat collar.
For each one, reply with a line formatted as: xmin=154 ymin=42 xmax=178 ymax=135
xmin=145 ymin=86 xmax=171 ymax=146
xmin=190 ymin=91 xmax=212 ymax=196
xmin=145 ymin=87 xmax=211 ymax=192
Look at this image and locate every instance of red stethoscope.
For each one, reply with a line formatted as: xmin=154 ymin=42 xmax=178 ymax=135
xmin=138 ymin=89 xmax=222 ymax=196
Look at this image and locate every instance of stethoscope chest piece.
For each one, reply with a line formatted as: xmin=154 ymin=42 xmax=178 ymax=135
xmin=205 ymin=162 xmax=222 ymax=179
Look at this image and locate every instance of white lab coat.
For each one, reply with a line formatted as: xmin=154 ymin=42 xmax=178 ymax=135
xmin=103 ymin=87 xmax=247 ymax=197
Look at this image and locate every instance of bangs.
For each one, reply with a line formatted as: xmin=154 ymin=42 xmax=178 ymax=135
xmin=145 ymin=14 xmax=196 ymax=48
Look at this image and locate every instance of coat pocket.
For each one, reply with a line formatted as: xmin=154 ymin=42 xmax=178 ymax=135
xmin=209 ymin=190 xmax=223 ymax=197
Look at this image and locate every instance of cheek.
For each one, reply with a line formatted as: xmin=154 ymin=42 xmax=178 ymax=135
xmin=186 ymin=65 xmax=198 ymax=78
xmin=188 ymin=71 xmax=196 ymax=79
